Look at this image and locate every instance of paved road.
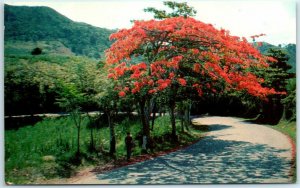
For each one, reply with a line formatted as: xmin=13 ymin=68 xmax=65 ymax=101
xmin=73 ymin=116 xmax=293 ymax=184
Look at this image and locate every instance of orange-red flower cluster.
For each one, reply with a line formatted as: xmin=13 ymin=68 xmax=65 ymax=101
xmin=106 ymin=17 xmax=279 ymax=99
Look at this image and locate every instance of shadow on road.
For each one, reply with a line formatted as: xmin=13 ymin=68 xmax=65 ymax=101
xmin=192 ymin=124 xmax=232 ymax=132
xmin=94 ymin=136 xmax=291 ymax=184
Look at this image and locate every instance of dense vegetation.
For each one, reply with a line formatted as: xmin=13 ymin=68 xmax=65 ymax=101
xmin=4 ymin=2 xmax=296 ymax=184
xmin=4 ymin=4 xmax=114 ymax=58
xmin=5 ymin=54 xmax=100 ymax=116
xmin=257 ymin=42 xmax=296 ymax=73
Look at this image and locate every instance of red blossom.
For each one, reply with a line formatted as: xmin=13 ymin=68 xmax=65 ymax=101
xmin=191 ymin=49 xmax=200 ymax=55
xmin=108 ymin=73 xmax=114 ymax=79
xmin=169 ymin=72 xmax=175 ymax=79
xmin=105 ymin=17 xmax=279 ymax=100
xmin=148 ymin=79 xmax=154 ymax=86
xmin=148 ymin=89 xmax=156 ymax=94
xmin=177 ymin=78 xmax=187 ymax=86
xmin=119 ymin=91 xmax=126 ymax=97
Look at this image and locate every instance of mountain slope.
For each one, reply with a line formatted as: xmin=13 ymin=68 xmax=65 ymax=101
xmin=4 ymin=4 xmax=114 ymax=58
xmin=257 ymin=42 xmax=296 ymax=73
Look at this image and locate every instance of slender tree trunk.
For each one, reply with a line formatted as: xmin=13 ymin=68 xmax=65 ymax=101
xmin=151 ymin=101 xmax=157 ymax=131
xmin=184 ymin=105 xmax=189 ymax=131
xmin=178 ymin=102 xmax=184 ymax=132
xmin=107 ymin=112 xmax=116 ymax=155
xmin=77 ymin=126 xmax=80 ymax=155
xmin=281 ymin=105 xmax=287 ymax=121
xmin=181 ymin=113 xmax=184 ymax=132
xmin=71 ymin=111 xmax=81 ymax=157
xmin=169 ymin=100 xmax=177 ymax=142
xmin=188 ymin=102 xmax=192 ymax=128
xmin=90 ymin=125 xmax=94 ymax=150
xmin=86 ymin=112 xmax=94 ymax=151
xmin=139 ymin=99 xmax=150 ymax=150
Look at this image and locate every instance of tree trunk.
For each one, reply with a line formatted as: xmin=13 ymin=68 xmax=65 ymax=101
xmin=86 ymin=112 xmax=95 ymax=151
xmin=169 ymin=100 xmax=177 ymax=142
xmin=90 ymin=126 xmax=94 ymax=150
xmin=181 ymin=113 xmax=184 ymax=132
xmin=281 ymin=105 xmax=287 ymax=121
xmin=184 ymin=104 xmax=189 ymax=131
xmin=107 ymin=112 xmax=116 ymax=155
xmin=77 ymin=126 xmax=80 ymax=156
xmin=139 ymin=99 xmax=150 ymax=150
xmin=71 ymin=111 xmax=81 ymax=157
xmin=178 ymin=102 xmax=184 ymax=132
xmin=151 ymin=101 xmax=157 ymax=131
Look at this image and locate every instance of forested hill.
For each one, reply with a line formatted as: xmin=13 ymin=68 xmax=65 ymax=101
xmin=4 ymin=4 xmax=114 ymax=58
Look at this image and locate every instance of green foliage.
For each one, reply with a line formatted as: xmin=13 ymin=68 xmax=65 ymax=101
xmin=5 ymin=41 xmax=74 ymax=56
xmin=4 ymin=54 xmax=99 ymax=115
xmin=262 ymin=48 xmax=293 ymax=92
xmin=4 ymin=4 xmax=114 ymax=58
xmin=282 ymin=78 xmax=296 ymax=121
xmin=56 ymin=82 xmax=85 ymax=111
xmin=254 ymin=48 xmax=294 ymax=124
xmin=144 ymin=1 xmax=197 ymax=19
xmin=284 ymin=44 xmax=296 ymax=73
xmin=257 ymin=42 xmax=296 ymax=73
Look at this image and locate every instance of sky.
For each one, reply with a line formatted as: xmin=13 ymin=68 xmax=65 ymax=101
xmin=3 ymin=0 xmax=297 ymax=45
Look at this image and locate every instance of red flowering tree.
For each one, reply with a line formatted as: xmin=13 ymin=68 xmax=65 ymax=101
xmin=106 ymin=17 xmax=279 ymax=144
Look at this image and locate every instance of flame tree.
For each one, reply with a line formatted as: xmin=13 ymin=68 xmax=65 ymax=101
xmin=105 ymin=16 xmax=279 ymax=145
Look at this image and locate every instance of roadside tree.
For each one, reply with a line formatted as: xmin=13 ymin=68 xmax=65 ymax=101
xmin=106 ymin=16 xmax=280 ymax=144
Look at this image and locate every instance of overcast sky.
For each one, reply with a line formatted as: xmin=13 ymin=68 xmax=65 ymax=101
xmin=4 ymin=0 xmax=297 ymax=45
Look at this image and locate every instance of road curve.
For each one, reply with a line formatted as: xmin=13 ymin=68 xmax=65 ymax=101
xmin=72 ymin=116 xmax=293 ymax=184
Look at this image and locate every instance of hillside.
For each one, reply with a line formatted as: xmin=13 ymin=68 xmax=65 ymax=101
xmin=4 ymin=4 xmax=114 ymax=58
xmin=257 ymin=42 xmax=296 ymax=73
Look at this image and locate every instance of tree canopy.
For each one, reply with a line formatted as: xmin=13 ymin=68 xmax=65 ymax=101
xmin=105 ymin=16 xmax=283 ymax=143
xmin=106 ymin=17 xmax=279 ymax=100
xmin=144 ymin=1 xmax=197 ymax=19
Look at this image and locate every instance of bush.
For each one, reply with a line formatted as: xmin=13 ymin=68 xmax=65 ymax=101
xmin=31 ymin=47 xmax=42 ymax=55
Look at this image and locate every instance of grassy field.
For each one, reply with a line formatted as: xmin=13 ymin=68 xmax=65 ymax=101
xmin=5 ymin=114 xmax=203 ymax=184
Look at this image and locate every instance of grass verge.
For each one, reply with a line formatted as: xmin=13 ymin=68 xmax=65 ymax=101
xmin=269 ymin=120 xmax=296 ymax=183
xmin=271 ymin=120 xmax=296 ymax=142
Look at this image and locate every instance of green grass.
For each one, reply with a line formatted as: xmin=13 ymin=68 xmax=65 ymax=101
xmin=272 ymin=120 xmax=296 ymax=142
xmin=5 ymin=114 xmax=203 ymax=184
xmin=5 ymin=41 xmax=74 ymax=56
